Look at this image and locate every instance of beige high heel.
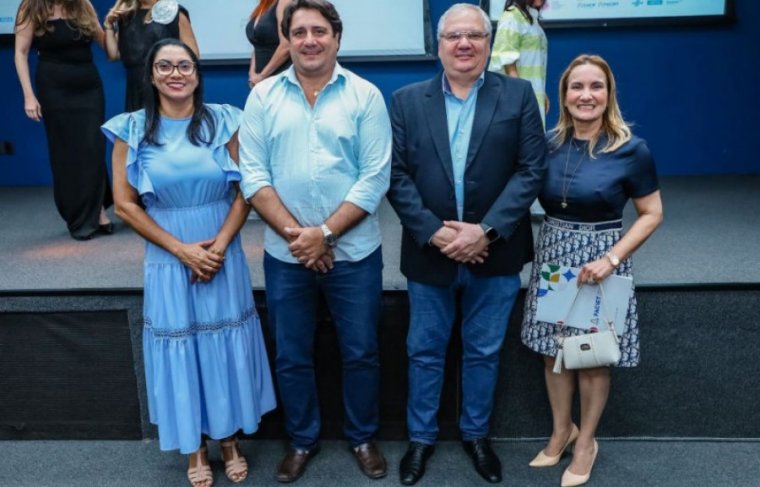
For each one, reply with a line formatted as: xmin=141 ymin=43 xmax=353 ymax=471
xmin=220 ymin=438 xmax=248 ymax=483
xmin=187 ymin=445 xmax=213 ymax=487
xmin=560 ymin=439 xmax=598 ymax=487
xmin=529 ymin=424 xmax=579 ymax=467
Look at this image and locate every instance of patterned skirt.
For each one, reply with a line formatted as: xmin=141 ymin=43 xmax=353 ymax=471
xmin=521 ymin=216 xmax=640 ymax=367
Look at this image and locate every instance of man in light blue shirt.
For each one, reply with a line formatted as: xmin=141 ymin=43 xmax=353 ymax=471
xmin=238 ymin=0 xmax=391 ymax=483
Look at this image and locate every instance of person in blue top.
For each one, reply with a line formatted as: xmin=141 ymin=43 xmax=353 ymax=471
xmin=238 ymin=0 xmax=391 ymax=482
xmin=102 ymin=38 xmax=275 ymax=487
xmin=521 ymin=54 xmax=663 ymax=487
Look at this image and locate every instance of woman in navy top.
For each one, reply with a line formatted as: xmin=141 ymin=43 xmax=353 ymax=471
xmin=521 ymin=54 xmax=663 ymax=487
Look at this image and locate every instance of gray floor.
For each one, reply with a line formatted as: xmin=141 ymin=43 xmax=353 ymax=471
xmin=1 ymin=175 xmax=758 ymax=292
xmin=1 ymin=439 xmax=759 ymax=487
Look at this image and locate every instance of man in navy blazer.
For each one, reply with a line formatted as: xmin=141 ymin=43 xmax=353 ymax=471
xmin=386 ymin=4 xmax=547 ymax=485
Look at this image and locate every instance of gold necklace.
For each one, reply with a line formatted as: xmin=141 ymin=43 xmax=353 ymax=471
xmin=560 ymin=139 xmax=586 ymax=209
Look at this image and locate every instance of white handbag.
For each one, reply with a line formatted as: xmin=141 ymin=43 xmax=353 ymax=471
xmin=552 ymin=282 xmax=622 ymax=374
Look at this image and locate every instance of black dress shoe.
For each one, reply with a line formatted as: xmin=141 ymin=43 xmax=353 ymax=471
xmin=98 ymin=222 xmax=114 ymax=235
xmin=276 ymin=446 xmax=320 ymax=483
xmin=399 ymin=441 xmax=434 ymax=485
xmin=462 ymin=438 xmax=502 ymax=483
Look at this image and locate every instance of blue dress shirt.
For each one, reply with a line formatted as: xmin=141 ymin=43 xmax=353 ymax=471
xmin=442 ymin=73 xmax=485 ymax=220
xmin=239 ymin=63 xmax=392 ymax=263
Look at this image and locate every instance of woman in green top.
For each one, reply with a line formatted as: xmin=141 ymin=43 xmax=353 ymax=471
xmin=489 ymin=0 xmax=548 ymax=126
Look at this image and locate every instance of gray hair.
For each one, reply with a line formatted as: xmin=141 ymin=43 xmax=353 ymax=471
xmin=437 ymin=3 xmax=492 ymax=38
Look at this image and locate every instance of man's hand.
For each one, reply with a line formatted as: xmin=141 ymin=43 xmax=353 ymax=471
xmin=440 ymin=221 xmax=489 ymax=264
xmin=430 ymin=226 xmax=458 ymax=249
xmin=285 ymin=226 xmax=330 ymax=269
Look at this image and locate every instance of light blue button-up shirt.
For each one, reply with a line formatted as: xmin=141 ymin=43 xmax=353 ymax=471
xmin=239 ymin=63 xmax=392 ymax=263
xmin=442 ymin=73 xmax=485 ymax=220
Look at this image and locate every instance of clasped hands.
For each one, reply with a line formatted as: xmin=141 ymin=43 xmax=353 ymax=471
xmin=285 ymin=226 xmax=334 ymax=273
xmin=432 ymin=221 xmax=489 ymax=264
xmin=177 ymin=238 xmax=227 ymax=284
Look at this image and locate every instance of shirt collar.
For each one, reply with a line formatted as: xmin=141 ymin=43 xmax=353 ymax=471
xmin=442 ymin=71 xmax=485 ymax=98
xmin=283 ymin=62 xmax=347 ymax=90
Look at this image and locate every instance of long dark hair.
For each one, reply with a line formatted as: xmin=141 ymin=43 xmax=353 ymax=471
xmin=142 ymin=38 xmax=215 ymax=147
xmin=504 ymin=0 xmax=542 ymax=25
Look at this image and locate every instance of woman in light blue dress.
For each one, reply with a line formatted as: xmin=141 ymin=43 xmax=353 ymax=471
xmin=102 ymin=38 xmax=275 ymax=487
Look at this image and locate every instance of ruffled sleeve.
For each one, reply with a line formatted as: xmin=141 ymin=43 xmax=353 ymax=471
xmin=206 ymin=103 xmax=243 ymax=186
xmin=101 ymin=110 xmax=156 ymax=204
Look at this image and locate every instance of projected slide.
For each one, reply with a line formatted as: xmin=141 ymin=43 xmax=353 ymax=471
xmin=0 ymin=0 xmax=22 ymax=35
xmin=486 ymin=0 xmax=730 ymax=23
xmin=182 ymin=0 xmax=428 ymax=61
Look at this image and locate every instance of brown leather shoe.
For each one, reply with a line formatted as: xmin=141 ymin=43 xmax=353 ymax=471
xmin=276 ymin=447 xmax=319 ymax=483
xmin=352 ymin=442 xmax=388 ymax=479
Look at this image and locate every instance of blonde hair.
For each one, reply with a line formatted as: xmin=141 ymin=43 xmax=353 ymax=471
xmin=111 ymin=0 xmax=155 ymax=23
xmin=550 ymin=54 xmax=632 ymax=157
xmin=17 ymin=0 xmax=98 ymax=37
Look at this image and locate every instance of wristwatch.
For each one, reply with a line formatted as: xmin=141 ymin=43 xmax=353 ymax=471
xmin=320 ymin=223 xmax=337 ymax=247
xmin=479 ymin=223 xmax=500 ymax=243
xmin=606 ymin=251 xmax=621 ymax=268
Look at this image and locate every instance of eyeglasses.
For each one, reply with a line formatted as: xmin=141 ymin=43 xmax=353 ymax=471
xmin=440 ymin=31 xmax=490 ymax=42
xmin=153 ymin=60 xmax=196 ymax=76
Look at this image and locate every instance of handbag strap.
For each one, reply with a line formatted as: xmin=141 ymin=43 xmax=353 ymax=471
xmin=556 ymin=280 xmax=618 ymax=337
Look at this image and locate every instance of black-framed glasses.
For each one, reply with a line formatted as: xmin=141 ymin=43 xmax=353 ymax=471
xmin=153 ymin=60 xmax=196 ymax=76
xmin=440 ymin=31 xmax=490 ymax=42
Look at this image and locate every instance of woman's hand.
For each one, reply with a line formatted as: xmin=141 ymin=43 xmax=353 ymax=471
xmin=577 ymin=257 xmax=615 ymax=287
xmin=176 ymin=239 xmax=225 ymax=283
xmin=24 ymin=96 xmax=42 ymax=121
xmin=104 ymin=8 xmax=123 ymax=27
xmin=248 ymin=72 xmax=264 ymax=88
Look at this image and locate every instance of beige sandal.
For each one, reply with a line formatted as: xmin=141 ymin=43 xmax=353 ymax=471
xmin=187 ymin=445 xmax=213 ymax=487
xmin=220 ymin=438 xmax=248 ymax=483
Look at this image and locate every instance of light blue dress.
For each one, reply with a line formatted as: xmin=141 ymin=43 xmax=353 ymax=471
xmin=102 ymin=104 xmax=276 ymax=453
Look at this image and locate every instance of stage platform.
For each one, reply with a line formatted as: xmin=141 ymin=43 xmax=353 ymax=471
xmin=1 ymin=176 xmax=759 ymax=457
xmin=1 ymin=175 xmax=759 ymax=293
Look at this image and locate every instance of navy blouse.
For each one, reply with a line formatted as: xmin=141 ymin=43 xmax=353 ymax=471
xmin=539 ymin=135 xmax=659 ymax=222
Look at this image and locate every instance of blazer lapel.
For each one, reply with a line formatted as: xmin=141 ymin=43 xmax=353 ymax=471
xmin=424 ymin=75 xmax=455 ymax=188
xmin=466 ymin=74 xmax=501 ymax=169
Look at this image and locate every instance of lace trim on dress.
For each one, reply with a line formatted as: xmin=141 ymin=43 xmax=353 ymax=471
xmin=142 ymin=306 xmax=258 ymax=339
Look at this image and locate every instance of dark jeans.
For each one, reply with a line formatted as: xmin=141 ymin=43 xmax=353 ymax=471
xmin=406 ymin=266 xmax=520 ymax=443
xmin=264 ymin=247 xmax=382 ymax=449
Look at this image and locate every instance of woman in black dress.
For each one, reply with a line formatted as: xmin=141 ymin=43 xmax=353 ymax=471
xmin=521 ymin=55 xmax=663 ymax=487
xmin=14 ymin=0 xmax=113 ymax=240
xmin=103 ymin=0 xmax=198 ymax=111
xmin=246 ymin=0 xmax=291 ymax=88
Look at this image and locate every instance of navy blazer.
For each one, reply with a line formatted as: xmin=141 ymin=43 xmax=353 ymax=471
xmin=387 ymin=71 xmax=547 ymax=286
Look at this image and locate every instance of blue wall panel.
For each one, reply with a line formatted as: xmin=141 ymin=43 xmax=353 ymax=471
xmin=0 ymin=0 xmax=757 ymax=185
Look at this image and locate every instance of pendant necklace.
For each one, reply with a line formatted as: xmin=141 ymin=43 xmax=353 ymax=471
xmin=560 ymin=139 xmax=586 ymax=209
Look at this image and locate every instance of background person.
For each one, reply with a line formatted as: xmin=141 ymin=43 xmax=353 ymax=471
xmin=246 ymin=0 xmax=291 ymax=88
xmin=521 ymin=54 xmax=663 ymax=487
xmin=489 ymin=0 xmax=548 ymax=127
xmin=104 ymin=0 xmax=199 ymax=111
xmin=102 ymin=38 xmax=275 ymax=487
xmin=14 ymin=0 xmax=113 ymax=240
